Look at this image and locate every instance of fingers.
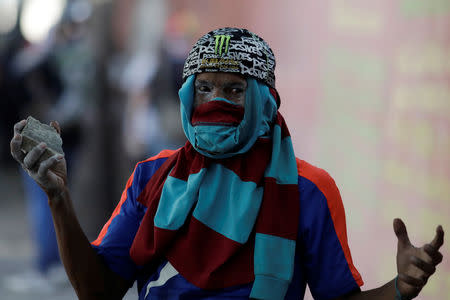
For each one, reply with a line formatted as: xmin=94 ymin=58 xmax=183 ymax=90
xmin=424 ymin=244 xmax=443 ymax=265
xmin=11 ymin=120 xmax=27 ymax=163
xmin=394 ymin=218 xmax=411 ymax=248
xmin=23 ymin=143 xmax=47 ymax=170
xmin=50 ymin=121 xmax=61 ymax=135
xmin=10 ymin=133 xmax=25 ymax=163
xmin=410 ymin=256 xmax=436 ymax=275
xmin=13 ymin=119 xmax=26 ymax=135
xmin=398 ymin=272 xmax=425 ymax=288
xmin=37 ymin=154 xmax=63 ymax=178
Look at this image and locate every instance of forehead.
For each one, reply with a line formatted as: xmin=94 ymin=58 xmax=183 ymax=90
xmin=195 ymin=72 xmax=247 ymax=84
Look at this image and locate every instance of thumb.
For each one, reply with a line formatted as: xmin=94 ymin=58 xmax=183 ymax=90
xmin=50 ymin=121 xmax=61 ymax=135
xmin=430 ymin=225 xmax=444 ymax=249
xmin=393 ymin=218 xmax=411 ymax=248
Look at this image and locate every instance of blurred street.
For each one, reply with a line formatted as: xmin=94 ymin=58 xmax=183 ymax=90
xmin=0 ymin=165 xmax=138 ymax=299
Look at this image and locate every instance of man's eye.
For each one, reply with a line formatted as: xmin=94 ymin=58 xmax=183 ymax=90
xmin=198 ymin=86 xmax=211 ymax=92
xmin=231 ymin=88 xmax=244 ymax=94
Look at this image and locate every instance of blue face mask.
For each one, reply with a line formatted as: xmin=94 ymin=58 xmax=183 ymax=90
xmin=194 ymin=124 xmax=240 ymax=154
xmin=179 ymin=75 xmax=278 ymax=159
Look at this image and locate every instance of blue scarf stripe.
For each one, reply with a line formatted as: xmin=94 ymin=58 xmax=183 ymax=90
xmin=254 ymin=233 xmax=296 ymax=281
xmin=154 ymin=170 xmax=206 ymax=230
xmin=251 ymin=233 xmax=295 ymax=299
xmin=265 ymin=124 xmax=298 ymax=185
xmin=192 ymin=164 xmax=263 ymax=244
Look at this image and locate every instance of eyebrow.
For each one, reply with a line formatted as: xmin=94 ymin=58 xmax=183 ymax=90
xmin=195 ymin=80 xmax=212 ymax=86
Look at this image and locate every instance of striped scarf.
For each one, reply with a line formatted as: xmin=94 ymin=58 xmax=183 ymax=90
xmin=130 ymin=76 xmax=299 ymax=299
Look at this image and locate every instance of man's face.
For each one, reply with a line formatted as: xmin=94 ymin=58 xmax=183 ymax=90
xmin=194 ymin=72 xmax=247 ymax=108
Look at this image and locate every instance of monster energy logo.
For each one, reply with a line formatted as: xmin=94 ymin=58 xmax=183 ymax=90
xmin=214 ymin=35 xmax=231 ymax=55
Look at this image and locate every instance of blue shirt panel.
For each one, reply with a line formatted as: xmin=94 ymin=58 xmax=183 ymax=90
xmin=297 ymin=176 xmax=360 ymax=300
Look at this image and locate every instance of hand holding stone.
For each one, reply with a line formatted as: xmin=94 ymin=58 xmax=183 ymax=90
xmin=10 ymin=117 xmax=68 ymax=200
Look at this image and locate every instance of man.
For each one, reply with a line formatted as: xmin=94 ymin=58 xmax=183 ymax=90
xmin=11 ymin=27 xmax=444 ymax=300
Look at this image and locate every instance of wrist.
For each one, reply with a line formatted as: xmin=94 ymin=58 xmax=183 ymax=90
xmin=47 ymin=186 xmax=69 ymax=207
xmin=395 ymin=276 xmax=413 ymax=300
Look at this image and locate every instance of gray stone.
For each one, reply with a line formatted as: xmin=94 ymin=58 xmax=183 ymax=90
xmin=20 ymin=116 xmax=64 ymax=162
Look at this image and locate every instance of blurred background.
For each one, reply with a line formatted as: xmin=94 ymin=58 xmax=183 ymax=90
xmin=0 ymin=0 xmax=448 ymax=299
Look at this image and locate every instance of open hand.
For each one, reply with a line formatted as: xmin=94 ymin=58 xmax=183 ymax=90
xmin=394 ymin=218 xmax=444 ymax=299
xmin=10 ymin=119 xmax=68 ymax=200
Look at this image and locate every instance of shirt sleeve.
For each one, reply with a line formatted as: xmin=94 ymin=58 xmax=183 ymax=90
xmin=90 ymin=153 xmax=172 ymax=281
xmin=296 ymin=159 xmax=363 ymax=300
xmin=90 ymin=162 xmax=147 ymax=281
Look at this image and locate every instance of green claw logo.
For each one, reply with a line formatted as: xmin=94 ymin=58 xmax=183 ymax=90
xmin=214 ymin=35 xmax=231 ymax=55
